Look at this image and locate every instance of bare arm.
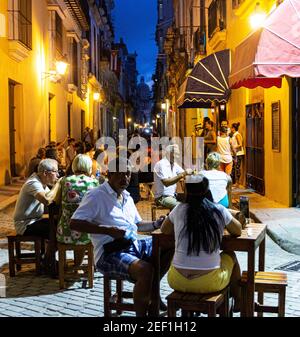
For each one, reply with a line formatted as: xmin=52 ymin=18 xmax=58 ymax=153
xmin=226 ymin=175 xmax=232 ymax=208
xmin=226 ymin=217 xmax=242 ymax=237
xmin=162 ymin=172 xmax=185 ymax=187
xmin=160 ymin=217 xmax=174 ymax=235
xmin=35 ymin=192 xmax=51 ymax=206
xmin=70 ymin=219 xmax=125 ymax=239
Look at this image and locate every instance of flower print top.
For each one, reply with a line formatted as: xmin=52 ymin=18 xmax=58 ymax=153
xmin=56 ymin=175 xmax=99 ymax=245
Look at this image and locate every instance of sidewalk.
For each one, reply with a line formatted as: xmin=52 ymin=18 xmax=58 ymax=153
xmin=232 ymin=187 xmax=300 ymax=255
xmin=0 ymin=180 xmax=300 ymax=255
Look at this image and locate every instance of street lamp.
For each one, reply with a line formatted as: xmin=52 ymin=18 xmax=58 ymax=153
xmin=93 ymin=92 xmax=101 ymax=101
xmin=127 ymin=117 xmax=132 ymax=123
xmin=250 ymin=2 xmax=267 ymax=29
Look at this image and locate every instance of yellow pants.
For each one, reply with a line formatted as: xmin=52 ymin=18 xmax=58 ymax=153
xmin=167 ymin=252 xmax=235 ymax=293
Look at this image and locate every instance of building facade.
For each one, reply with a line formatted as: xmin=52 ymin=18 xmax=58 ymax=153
xmin=0 ymin=0 xmax=129 ymax=185
xmin=155 ymin=0 xmax=295 ymax=206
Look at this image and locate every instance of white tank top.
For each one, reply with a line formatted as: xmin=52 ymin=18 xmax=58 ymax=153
xmin=217 ymin=136 xmax=232 ymax=163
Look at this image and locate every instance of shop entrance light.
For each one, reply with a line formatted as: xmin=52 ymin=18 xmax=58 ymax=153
xmin=250 ymin=2 xmax=267 ymax=29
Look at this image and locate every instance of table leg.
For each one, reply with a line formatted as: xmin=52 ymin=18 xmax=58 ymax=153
xmin=245 ymin=249 xmax=255 ymax=317
xmin=257 ymin=237 xmax=266 ymax=317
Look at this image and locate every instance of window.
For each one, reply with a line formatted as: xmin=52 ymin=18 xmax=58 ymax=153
xmin=208 ymin=0 xmax=226 ymax=38
xmin=159 ymin=3 xmax=163 ymax=20
xmin=8 ymin=0 xmax=32 ymax=49
xmin=232 ymin=0 xmax=245 ymax=10
xmin=55 ymin=12 xmax=63 ymax=54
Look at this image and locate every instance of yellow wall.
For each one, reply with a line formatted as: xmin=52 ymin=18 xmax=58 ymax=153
xmin=218 ymin=0 xmax=291 ymax=205
xmin=0 ymin=1 xmax=89 ymax=184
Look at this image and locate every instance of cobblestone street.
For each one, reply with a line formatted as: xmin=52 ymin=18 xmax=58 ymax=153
xmin=0 ymin=200 xmax=300 ymax=317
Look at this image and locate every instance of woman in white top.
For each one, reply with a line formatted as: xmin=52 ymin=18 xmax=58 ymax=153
xmin=202 ymin=152 xmax=232 ymax=208
xmin=231 ymin=123 xmax=245 ymax=185
xmin=161 ymin=175 xmax=242 ymax=311
xmin=217 ymin=126 xmax=234 ymax=175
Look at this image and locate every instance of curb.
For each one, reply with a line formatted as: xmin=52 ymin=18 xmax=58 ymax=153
xmin=250 ymin=210 xmax=300 ymax=256
xmin=0 ymin=195 xmax=18 ymax=212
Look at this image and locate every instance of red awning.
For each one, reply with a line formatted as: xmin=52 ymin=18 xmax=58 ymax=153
xmin=229 ymin=0 xmax=300 ymax=89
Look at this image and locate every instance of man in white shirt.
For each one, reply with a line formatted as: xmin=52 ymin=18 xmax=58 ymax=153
xmin=70 ymin=157 xmax=174 ymax=316
xmin=14 ymin=159 xmax=59 ymax=263
xmin=154 ymin=144 xmax=193 ymax=209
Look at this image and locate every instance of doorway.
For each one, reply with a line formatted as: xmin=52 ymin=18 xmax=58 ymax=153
xmin=292 ymin=78 xmax=300 ymax=207
xmin=245 ymin=102 xmax=265 ymax=195
xmin=8 ymin=80 xmax=17 ymax=177
xmin=81 ymin=110 xmax=85 ymax=140
xmin=48 ymin=94 xmax=55 ymax=142
xmin=68 ymin=102 xmax=72 ymax=136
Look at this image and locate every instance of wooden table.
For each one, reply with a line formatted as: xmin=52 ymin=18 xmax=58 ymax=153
xmin=151 ymin=223 xmax=267 ymax=317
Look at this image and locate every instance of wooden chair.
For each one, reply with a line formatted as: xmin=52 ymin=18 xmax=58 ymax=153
xmin=151 ymin=203 xmax=169 ymax=221
xmin=103 ymin=275 xmax=135 ymax=317
xmin=7 ymin=235 xmax=45 ymax=276
xmin=240 ymin=271 xmax=287 ymax=317
xmin=57 ymin=242 xmax=94 ymax=289
xmin=166 ymin=287 xmax=230 ymax=317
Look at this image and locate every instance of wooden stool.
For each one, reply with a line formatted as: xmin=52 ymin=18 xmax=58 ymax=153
xmin=151 ymin=203 xmax=169 ymax=221
xmin=57 ymin=242 xmax=94 ymax=289
xmin=7 ymin=235 xmax=45 ymax=277
xmin=240 ymin=271 xmax=287 ymax=317
xmin=103 ymin=275 xmax=135 ymax=317
xmin=166 ymin=287 xmax=230 ymax=317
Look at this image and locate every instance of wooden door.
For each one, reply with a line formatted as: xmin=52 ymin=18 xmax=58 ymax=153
xmin=245 ymin=102 xmax=265 ymax=195
xmin=292 ymin=78 xmax=300 ymax=206
xmin=8 ymin=81 xmax=17 ymax=177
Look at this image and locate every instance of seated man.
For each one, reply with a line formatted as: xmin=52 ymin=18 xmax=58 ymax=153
xmin=153 ymin=144 xmax=193 ymax=210
xmin=13 ymin=159 xmax=59 ymax=259
xmin=70 ymin=157 xmax=174 ymax=317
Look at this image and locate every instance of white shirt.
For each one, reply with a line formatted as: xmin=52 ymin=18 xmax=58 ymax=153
xmin=13 ymin=173 xmax=50 ymax=235
xmin=168 ymin=203 xmax=232 ymax=270
xmin=217 ymin=136 xmax=232 ymax=163
xmin=71 ymin=181 xmax=142 ymax=264
xmin=201 ymin=170 xmax=229 ymax=203
xmin=153 ymin=158 xmax=184 ymax=198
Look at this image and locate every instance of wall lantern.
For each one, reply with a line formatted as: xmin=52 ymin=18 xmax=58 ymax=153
xmin=43 ymin=55 xmax=69 ymax=82
xmin=219 ymin=104 xmax=226 ymax=111
xmin=250 ymin=2 xmax=267 ymax=29
xmin=211 ymin=108 xmax=215 ymax=114
xmin=93 ymin=92 xmax=101 ymax=101
xmin=156 ymin=114 xmax=161 ymax=119
xmin=127 ymin=117 xmax=132 ymax=123
xmin=152 ymin=119 xmax=156 ymax=124
xmin=161 ymin=103 xmax=166 ymax=110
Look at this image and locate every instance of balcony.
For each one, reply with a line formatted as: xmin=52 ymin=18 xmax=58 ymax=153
xmin=208 ymin=0 xmax=227 ymax=50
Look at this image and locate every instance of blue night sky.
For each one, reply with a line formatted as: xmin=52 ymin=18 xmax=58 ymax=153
xmin=113 ymin=0 xmax=157 ymax=87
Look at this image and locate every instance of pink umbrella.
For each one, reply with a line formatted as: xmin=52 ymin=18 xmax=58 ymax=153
xmin=229 ymin=0 xmax=300 ymax=89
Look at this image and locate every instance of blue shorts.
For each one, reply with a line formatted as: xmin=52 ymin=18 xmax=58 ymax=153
xmin=96 ymin=236 xmax=153 ymax=282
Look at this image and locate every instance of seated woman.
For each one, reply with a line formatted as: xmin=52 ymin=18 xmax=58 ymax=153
xmin=201 ymin=152 xmax=232 ymax=208
xmin=161 ymin=175 xmax=242 ymax=311
xmin=51 ymin=154 xmax=99 ymax=263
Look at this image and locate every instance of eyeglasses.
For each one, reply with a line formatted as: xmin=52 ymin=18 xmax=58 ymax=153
xmin=46 ymin=169 xmax=59 ymax=174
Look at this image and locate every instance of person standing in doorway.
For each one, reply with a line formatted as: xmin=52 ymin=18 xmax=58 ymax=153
xmin=231 ymin=123 xmax=245 ymax=186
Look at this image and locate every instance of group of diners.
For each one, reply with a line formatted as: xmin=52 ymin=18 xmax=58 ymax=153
xmin=13 ymin=139 xmax=246 ymax=317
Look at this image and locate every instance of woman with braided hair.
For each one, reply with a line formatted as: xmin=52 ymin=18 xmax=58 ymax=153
xmin=161 ymin=175 xmax=242 ymax=311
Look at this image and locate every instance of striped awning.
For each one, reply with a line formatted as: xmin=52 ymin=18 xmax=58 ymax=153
xmin=177 ymin=49 xmax=231 ymax=109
